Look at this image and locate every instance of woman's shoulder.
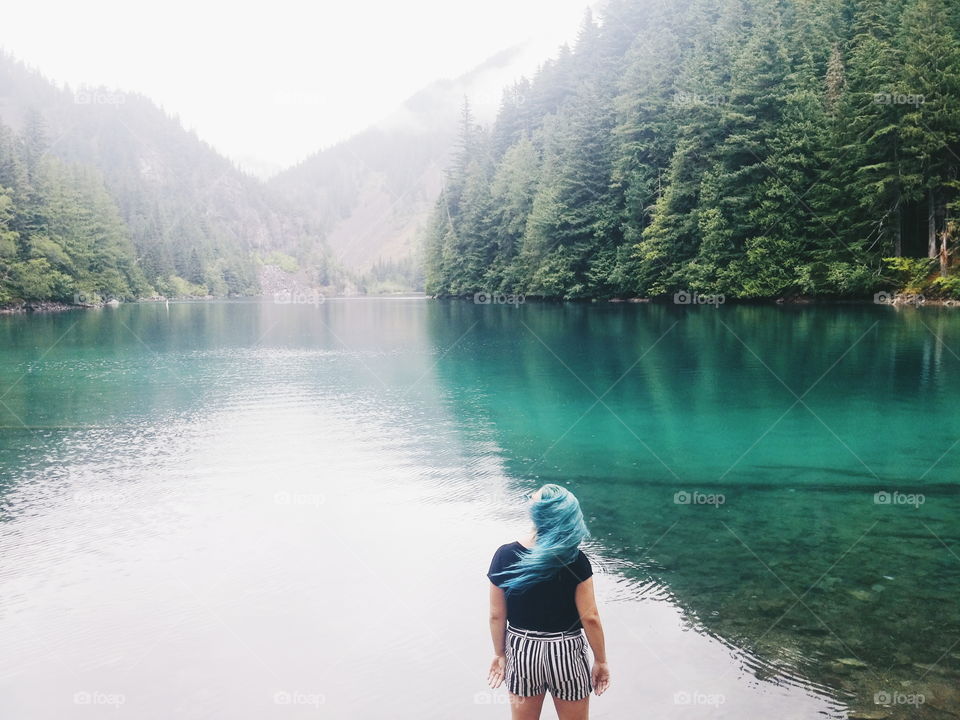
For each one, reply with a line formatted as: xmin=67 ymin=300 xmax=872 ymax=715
xmin=491 ymin=540 xmax=529 ymax=559
xmin=565 ymin=547 xmax=592 ymax=570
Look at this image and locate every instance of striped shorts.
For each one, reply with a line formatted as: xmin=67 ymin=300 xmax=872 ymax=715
xmin=504 ymin=621 xmax=593 ymax=701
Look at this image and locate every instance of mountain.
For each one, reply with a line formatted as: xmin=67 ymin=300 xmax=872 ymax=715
xmin=267 ymin=44 xmax=556 ymax=291
xmin=424 ymin=0 xmax=960 ymax=301
xmin=0 ymin=39 xmax=569 ymax=304
xmin=0 ymin=51 xmax=341 ymax=305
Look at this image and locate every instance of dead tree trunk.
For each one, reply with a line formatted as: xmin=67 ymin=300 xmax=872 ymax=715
xmin=940 ymin=228 xmax=949 ymax=276
xmin=894 ymin=204 xmax=902 ymax=257
xmin=941 ymin=202 xmax=952 ymax=276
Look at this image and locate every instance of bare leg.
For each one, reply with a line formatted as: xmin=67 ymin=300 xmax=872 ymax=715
xmin=509 ymin=691 xmax=546 ymax=720
xmin=552 ymin=694 xmax=589 ymax=720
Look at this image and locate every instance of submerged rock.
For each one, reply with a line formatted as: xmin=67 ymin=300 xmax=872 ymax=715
xmin=891 ymin=652 xmax=912 ymax=667
xmin=756 ymin=598 xmax=790 ymax=614
xmin=826 ymin=661 xmax=853 ymax=675
xmin=820 ymin=575 xmax=842 ymax=590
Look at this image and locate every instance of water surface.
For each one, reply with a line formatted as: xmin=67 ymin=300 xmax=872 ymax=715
xmin=1 ymin=299 xmax=957 ymax=719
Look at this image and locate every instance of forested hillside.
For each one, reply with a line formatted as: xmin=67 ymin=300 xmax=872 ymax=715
xmin=0 ymin=53 xmax=340 ymax=305
xmin=0 ymin=111 xmax=148 ymax=304
xmin=0 ymin=45 xmax=548 ymax=304
xmin=267 ymin=46 xmax=544 ymax=293
xmin=424 ymin=0 xmax=960 ymax=300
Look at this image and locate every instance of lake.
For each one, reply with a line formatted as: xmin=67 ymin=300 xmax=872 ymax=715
xmin=0 ymin=298 xmax=957 ymax=719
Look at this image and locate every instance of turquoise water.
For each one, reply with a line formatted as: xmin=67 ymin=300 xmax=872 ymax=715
xmin=0 ymin=299 xmax=956 ymax=719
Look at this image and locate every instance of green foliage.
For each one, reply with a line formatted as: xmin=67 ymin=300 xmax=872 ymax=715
xmin=158 ymin=274 xmax=209 ymax=298
xmin=0 ymin=53 xmax=352 ymax=303
xmin=357 ymin=255 xmax=424 ymax=294
xmin=879 ymin=256 xmax=960 ymax=297
xmin=883 ymin=257 xmax=938 ymax=293
xmin=424 ymin=0 xmax=960 ymax=300
xmin=0 ymin=114 xmax=153 ymax=304
xmin=930 ymin=274 xmax=960 ymax=298
xmin=259 ymin=251 xmax=300 ymax=274
xmin=8 ymin=258 xmax=72 ymax=300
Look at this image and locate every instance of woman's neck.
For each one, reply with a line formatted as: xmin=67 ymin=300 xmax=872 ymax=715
xmin=518 ymin=530 xmax=537 ymax=549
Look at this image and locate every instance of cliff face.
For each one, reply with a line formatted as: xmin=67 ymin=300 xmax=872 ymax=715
xmin=257 ymin=263 xmax=359 ymax=301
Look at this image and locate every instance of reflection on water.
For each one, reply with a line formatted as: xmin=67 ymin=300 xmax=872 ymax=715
xmin=0 ymin=299 xmax=955 ymax=718
xmin=425 ymin=301 xmax=960 ymax=719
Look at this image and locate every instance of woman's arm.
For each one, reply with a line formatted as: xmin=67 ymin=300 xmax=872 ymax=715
xmin=575 ymin=578 xmax=606 ymax=661
xmin=575 ymin=577 xmax=610 ymax=694
xmin=489 ymin=581 xmax=507 ymax=655
xmin=487 ymin=581 xmax=508 ymax=688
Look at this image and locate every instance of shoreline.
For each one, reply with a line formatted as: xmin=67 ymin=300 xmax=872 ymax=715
xmin=0 ymin=297 xmax=171 ymax=315
xmin=435 ymin=293 xmax=960 ymax=307
xmin=0 ymin=291 xmax=422 ymax=315
xmin=3 ymin=292 xmax=957 ymax=315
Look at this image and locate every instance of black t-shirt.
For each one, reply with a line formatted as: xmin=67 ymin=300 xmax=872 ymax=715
xmin=486 ymin=541 xmax=593 ymax=632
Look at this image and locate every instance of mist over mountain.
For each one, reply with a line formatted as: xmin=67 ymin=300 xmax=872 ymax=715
xmin=9 ymin=0 xmax=954 ymax=308
xmin=0 ymin=40 xmax=566 ymax=303
xmin=0 ymin=50 xmax=339 ymax=303
xmin=266 ymin=44 xmax=559 ymax=290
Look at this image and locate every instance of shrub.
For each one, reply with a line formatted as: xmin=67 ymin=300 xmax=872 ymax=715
xmin=881 ymin=257 xmax=938 ymax=294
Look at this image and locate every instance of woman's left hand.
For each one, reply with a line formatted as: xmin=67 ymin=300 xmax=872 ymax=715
xmin=487 ymin=655 xmax=506 ymax=688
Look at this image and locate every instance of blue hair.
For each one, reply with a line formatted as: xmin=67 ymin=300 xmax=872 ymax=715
xmin=491 ymin=484 xmax=591 ymax=595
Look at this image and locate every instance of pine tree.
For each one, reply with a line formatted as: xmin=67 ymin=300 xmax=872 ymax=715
xmin=421 ymin=0 xmax=960 ymax=300
xmin=897 ymin=0 xmax=960 ymax=273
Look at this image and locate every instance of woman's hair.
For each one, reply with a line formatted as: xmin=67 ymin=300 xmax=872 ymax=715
xmin=491 ymin=483 xmax=590 ymax=595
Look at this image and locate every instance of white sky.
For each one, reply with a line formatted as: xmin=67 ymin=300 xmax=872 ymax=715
xmin=2 ymin=0 xmax=591 ymax=175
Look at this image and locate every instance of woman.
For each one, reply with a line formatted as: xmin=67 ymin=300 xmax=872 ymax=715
xmin=486 ymin=484 xmax=610 ymax=720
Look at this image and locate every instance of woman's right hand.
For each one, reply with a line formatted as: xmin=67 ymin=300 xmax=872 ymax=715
xmin=592 ymin=661 xmax=610 ymax=695
xmin=487 ymin=655 xmax=506 ymax=689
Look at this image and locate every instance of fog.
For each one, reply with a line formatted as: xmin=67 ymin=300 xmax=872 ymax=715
xmin=2 ymin=0 xmax=593 ymax=174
